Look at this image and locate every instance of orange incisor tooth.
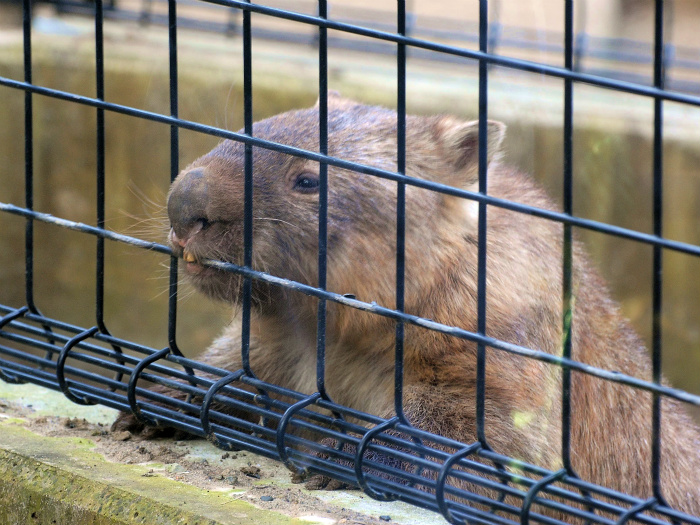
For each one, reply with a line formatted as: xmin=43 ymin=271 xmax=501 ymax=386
xmin=183 ymin=250 xmax=196 ymax=263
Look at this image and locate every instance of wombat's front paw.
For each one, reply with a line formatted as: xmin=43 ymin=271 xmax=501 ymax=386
xmin=301 ymin=437 xmax=359 ymax=491
xmin=111 ymin=410 xmax=144 ymax=434
xmin=302 ymin=432 xmax=415 ymax=492
xmin=305 ymin=473 xmax=358 ymax=491
xmin=110 ymin=411 xmax=195 ymax=440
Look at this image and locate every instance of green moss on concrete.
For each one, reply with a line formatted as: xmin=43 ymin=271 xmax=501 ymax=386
xmin=0 ymin=421 xmax=295 ymax=525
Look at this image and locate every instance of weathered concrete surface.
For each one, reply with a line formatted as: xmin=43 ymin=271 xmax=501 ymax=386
xmin=0 ymin=382 xmax=445 ymax=525
xmin=0 ymin=406 xmax=300 ymax=525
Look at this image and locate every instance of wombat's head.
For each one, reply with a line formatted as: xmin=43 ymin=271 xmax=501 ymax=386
xmin=167 ymin=94 xmax=504 ymax=311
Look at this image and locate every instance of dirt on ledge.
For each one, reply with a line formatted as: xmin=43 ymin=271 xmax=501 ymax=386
xmin=0 ymin=389 xmax=442 ymax=525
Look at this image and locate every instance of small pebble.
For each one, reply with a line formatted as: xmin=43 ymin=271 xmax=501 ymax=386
xmin=260 ymin=495 xmax=274 ymax=502
xmin=240 ymin=465 xmax=261 ymax=478
xmin=379 ymin=516 xmax=391 ymax=522
xmin=111 ymin=430 xmax=131 ymax=442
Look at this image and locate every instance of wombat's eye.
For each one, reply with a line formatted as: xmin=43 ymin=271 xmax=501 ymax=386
xmin=292 ymin=173 xmax=320 ymax=193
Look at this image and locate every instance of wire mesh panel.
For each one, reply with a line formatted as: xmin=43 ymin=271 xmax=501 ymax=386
xmin=1 ymin=1 xmax=700 ymax=524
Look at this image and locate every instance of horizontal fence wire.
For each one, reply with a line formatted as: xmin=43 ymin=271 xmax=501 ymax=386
xmin=36 ymin=0 xmax=700 ymax=95
xmin=1 ymin=304 xmax=700 ymax=525
xmin=2 ymin=206 xmax=699 ymax=409
xmin=1 ymin=0 xmax=700 ymax=524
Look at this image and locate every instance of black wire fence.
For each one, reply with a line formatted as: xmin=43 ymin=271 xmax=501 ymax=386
xmin=1 ymin=1 xmax=700 ymax=524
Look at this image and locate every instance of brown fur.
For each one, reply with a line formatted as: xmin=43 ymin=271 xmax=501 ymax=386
xmin=126 ymin=94 xmax=700 ymax=516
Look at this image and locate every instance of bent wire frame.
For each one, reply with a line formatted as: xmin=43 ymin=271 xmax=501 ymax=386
xmin=1 ymin=1 xmax=700 ymax=524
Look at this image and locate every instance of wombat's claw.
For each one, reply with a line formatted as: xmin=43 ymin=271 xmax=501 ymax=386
xmin=304 ymin=474 xmax=358 ymax=491
xmin=111 ymin=411 xmax=145 ymax=433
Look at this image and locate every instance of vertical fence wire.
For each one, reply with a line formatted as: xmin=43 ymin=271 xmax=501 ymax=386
xmin=93 ymin=0 xmax=126 ymax=382
xmin=22 ymin=0 xmax=35 ymax=316
xmin=167 ymin=0 xmax=181 ymax=355
xmin=394 ymin=0 xmax=407 ymax=422
xmin=475 ymin=4 xmax=512 ymax=509
xmin=241 ymin=0 xmax=254 ymax=376
xmin=95 ymin=0 xmax=107 ymax=334
xmin=651 ymin=0 xmax=666 ymax=505
xmin=20 ymin=0 xmax=56 ymax=357
xmin=475 ymin=0 xmax=490 ymax=448
xmin=316 ymin=0 xmax=329 ymax=398
xmin=21 ymin=0 xmax=57 ymax=355
xmin=561 ymin=0 xmax=575 ymax=474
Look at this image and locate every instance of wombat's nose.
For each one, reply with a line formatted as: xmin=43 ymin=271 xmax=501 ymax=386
xmin=168 ymin=167 xmax=210 ymax=240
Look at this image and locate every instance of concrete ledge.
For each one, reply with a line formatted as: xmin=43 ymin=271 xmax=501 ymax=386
xmin=0 ymin=423 xmax=291 ymax=525
xmin=0 ymin=403 xmax=301 ymax=525
xmin=0 ymin=381 xmax=445 ymax=525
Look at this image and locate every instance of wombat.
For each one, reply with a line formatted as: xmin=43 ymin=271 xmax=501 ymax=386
xmin=116 ymin=93 xmax=700 ymax=516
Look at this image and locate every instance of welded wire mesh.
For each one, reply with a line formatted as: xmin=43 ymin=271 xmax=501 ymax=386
xmin=1 ymin=1 xmax=700 ymax=524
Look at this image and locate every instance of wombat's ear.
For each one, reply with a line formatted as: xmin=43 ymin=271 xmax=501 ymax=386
xmin=433 ymin=117 xmax=506 ymax=185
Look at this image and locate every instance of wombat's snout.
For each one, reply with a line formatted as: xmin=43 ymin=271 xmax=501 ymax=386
xmin=168 ymin=167 xmax=210 ymax=241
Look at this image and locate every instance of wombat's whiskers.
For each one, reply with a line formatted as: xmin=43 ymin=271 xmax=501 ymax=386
xmin=254 ymin=216 xmax=300 ymax=230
